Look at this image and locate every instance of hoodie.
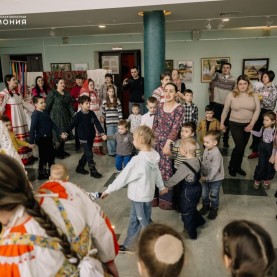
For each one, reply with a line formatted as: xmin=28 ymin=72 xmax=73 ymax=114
xmin=105 ymin=149 xmax=165 ymax=202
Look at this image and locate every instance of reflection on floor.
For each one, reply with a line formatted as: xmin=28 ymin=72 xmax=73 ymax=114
xmin=26 ymin=140 xmax=277 ymax=277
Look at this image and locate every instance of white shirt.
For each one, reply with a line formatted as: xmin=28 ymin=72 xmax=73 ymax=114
xmin=140 ymin=112 xmax=155 ymax=129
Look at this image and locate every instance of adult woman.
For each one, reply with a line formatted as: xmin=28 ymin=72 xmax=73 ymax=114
xmin=0 ymin=155 xmax=119 ymax=276
xmin=248 ymin=70 xmax=277 ymax=159
xmin=99 ymin=73 xmax=117 ymax=103
xmin=45 ymin=78 xmax=74 ymax=159
xmin=221 ymin=75 xmax=260 ymax=176
xmin=152 ymin=73 xmax=171 ymax=103
xmin=153 ymin=82 xmax=184 ymax=209
xmin=171 ymin=69 xmax=186 ymax=94
xmin=80 ymin=78 xmax=105 ymax=155
xmin=0 ymin=74 xmax=34 ymax=164
xmin=222 ymin=220 xmax=275 ymax=277
xmin=32 ymin=76 xmax=49 ymax=98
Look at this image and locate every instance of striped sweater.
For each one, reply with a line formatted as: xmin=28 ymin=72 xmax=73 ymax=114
xmin=102 ymin=98 xmax=123 ymax=125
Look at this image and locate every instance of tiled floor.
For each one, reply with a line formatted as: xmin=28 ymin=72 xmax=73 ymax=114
xmin=26 ymin=139 xmax=277 ymax=277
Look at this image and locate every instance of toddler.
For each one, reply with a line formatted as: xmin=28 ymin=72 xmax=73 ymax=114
xmin=137 ymin=223 xmax=185 ymax=277
xmin=199 ymin=130 xmax=224 ymax=220
xmin=107 ymin=119 xmax=133 ymax=173
xmin=140 ymin=96 xmax=157 ymax=128
xmin=127 ymin=103 xmax=142 ymax=133
xmin=251 ymin=111 xmax=276 ymax=189
xmin=166 ymin=138 xmax=204 ymax=239
xmin=197 ymin=105 xmax=221 ymax=146
xmin=181 ymin=89 xmax=198 ymax=124
xmin=101 ymin=125 xmax=167 ymax=252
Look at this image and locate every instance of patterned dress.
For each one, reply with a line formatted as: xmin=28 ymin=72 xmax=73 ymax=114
xmin=153 ymin=103 xmax=185 ymax=209
xmin=45 ymin=90 xmax=75 ymax=140
xmin=152 ymin=86 xmax=165 ymax=103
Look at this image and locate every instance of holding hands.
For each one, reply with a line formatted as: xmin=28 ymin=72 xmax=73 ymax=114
xmin=61 ymin=132 xmax=68 ymax=140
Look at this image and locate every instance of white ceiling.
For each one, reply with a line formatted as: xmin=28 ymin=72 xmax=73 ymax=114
xmin=0 ymin=0 xmax=276 ymax=39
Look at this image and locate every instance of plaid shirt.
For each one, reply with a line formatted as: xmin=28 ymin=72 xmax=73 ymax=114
xmin=182 ymin=102 xmax=198 ymax=124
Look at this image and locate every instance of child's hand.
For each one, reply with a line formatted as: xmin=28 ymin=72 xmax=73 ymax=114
xmin=61 ymin=133 xmax=68 ymax=140
xmin=102 ymin=135 xmax=107 ymax=141
xmin=200 ymin=176 xmax=206 ymax=183
xmin=160 ymin=187 xmax=168 ymax=195
xmin=101 ymin=191 xmax=109 ymax=199
xmin=269 ymin=155 xmax=275 ymax=164
xmin=100 ymin=116 xmax=105 ymax=123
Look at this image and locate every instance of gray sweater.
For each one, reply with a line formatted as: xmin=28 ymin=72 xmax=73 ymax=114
xmin=108 ymin=131 xmax=133 ymax=156
xmin=201 ymin=147 xmax=224 ymax=182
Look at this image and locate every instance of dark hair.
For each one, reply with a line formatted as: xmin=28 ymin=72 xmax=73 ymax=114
xmin=88 ymin=78 xmax=95 ymax=87
xmin=182 ymin=121 xmax=196 ymax=133
xmin=105 ymin=85 xmax=117 ymax=108
xmin=118 ymin=119 xmax=130 ymax=129
xmin=0 ymin=154 xmax=80 ymax=266
xmin=223 ymin=220 xmax=275 ymax=277
xmin=4 ymin=74 xmax=15 ymax=90
xmin=160 ymin=73 xmax=171 ymax=81
xmin=0 ymin=115 xmax=10 ymax=123
xmin=75 ymin=74 xmax=83 ymax=80
xmin=262 ymin=70 xmax=275 ymax=82
xmin=222 ymin=62 xmax=232 ymax=69
xmin=33 ymin=95 xmax=44 ymax=104
xmin=205 ymin=130 xmax=220 ymax=144
xmin=131 ymin=66 xmax=139 ymax=71
xmin=138 ymin=223 xmax=185 ymax=277
xmin=164 ymin=82 xmax=178 ymax=92
xmin=78 ymin=95 xmax=90 ymax=104
xmin=257 ymin=68 xmax=267 ymax=75
xmin=263 ymin=111 xmax=276 ymax=128
xmin=184 ymin=89 xmax=193 ymax=95
xmin=147 ymin=96 xmax=158 ymax=104
xmin=54 ymin=78 xmax=64 ymax=90
xmin=105 ymin=73 xmax=113 ymax=79
xmin=132 ymin=103 xmax=140 ymax=109
xmin=34 ymin=76 xmax=48 ymax=97
xmin=205 ymin=105 xmax=214 ymax=112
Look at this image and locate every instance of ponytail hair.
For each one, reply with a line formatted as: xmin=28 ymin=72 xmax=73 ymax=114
xmin=0 ymin=154 xmax=80 ymax=265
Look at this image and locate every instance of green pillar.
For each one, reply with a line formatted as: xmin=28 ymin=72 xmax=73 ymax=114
xmin=144 ymin=10 xmax=165 ymax=101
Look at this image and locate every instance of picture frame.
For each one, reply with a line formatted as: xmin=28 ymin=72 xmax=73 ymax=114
xmin=242 ymin=58 xmax=269 ymax=80
xmin=74 ymin=63 xmax=88 ymax=71
xmin=178 ymin=60 xmax=193 ymax=82
xmin=50 ymin=63 xmax=71 ymax=72
xmin=165 ymin=59 xmax=174 ymax=72
xmin=201 ymin=57 xmax=230 ymax=83
xmin=101 ymin=56 xmax=119 ymax=74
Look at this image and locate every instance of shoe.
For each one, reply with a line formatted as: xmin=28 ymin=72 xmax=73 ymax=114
xmin=55 ymin=154 xmax=65 ymax=159
xmin=207 ymin=208 xmax=218 ymax=220
xmin=253 ymin=180 xmax=260 ymax=190
xmin=109 ymin=154 xmax=116 ymax=157
xmin=248 ymin=152 xmax=258 ymax=159
xmin=263 ymin=180 xmax=270 ymax=190
xmin=198 ymin=205 xmax=211 ymax=215
xmin=89 ymin=165 xmax=102 ymax=178
xmin=236 ymin=168 xmax=246 ymax=176
xmin=62 ymin=151 xmax=70 ymax=157
xmin=119 ymin=245 xmax=132 ymax=253
xmin=38 ymin=169 xmax=49 ymax=180
xmin=76 ymin=166 xmax=89 ymax=175
xmin=228 ymin=168 xmax=236 ymax=177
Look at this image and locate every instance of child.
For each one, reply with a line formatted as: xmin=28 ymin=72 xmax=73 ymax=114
xmin=181 ymin=89 xmax=198 ymax=124
xmin=199 ymin=130 xmax=224 ymax=220
xmin=197 ymin=105 xmax=221 ymax=145
xmin=107 ymin=119 xmax=133 ymax=173
xmin=1 ymin=115 xmax=34 ymax=158
xmin=140 ymin=96 xmax=157 ymax=128
xmin=137 ymin=223 xmax=185 ymax=277
xmin=152 ymin=73 xmax=171 ymax=103
xmin=222 ymin=220 xmax=275 ymax=277
xmin=65 ymin=95 xmax=107 ymax=178
xmin=127 ymin=103 xmax=142 ymax=133
xmin=166 ymin=138 xmax=204 ymax=240
xmin=28 ymin=96 xmax=66 ymax=180
xmin=252 ymin=111 xmax=276 ymax=189
xmin=101 ymin=126 xmax=168 ymax=251
xmin=101 ymin=85 xmax=122 ymax=156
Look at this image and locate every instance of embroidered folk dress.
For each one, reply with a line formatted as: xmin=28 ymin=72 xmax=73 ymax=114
xmin=152 ymin=86 xmax=165 ymax=103
xmin=153 ymin=102 xmax=184 ymax=210
xmin=0 ymin=88 xmax=34 ymax=163
xmin=0 ymin=181 xmax=118 ymax=276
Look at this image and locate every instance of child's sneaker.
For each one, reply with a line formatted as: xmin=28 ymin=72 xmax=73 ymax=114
xmin=87 ymin=192 xmax=102 ymax=201
xmin=253 ymin=180 xmax=260 ymax=190
xmin=198 ymin=205 xmax=210 ymax=215
xmin=263 ymin=180 xmax=270 ymax=190
xmin=119 ymin=245 xmax=132 ymax=254
xmin=207 ymin=207 xmax=218 ymax=220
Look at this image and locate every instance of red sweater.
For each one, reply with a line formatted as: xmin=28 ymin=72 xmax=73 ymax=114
xmin=70 ymin=85 xmax=81 ymax=111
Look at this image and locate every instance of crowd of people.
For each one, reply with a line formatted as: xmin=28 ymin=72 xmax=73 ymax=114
xmin=0 ymin=62 xmax=276 ymax=276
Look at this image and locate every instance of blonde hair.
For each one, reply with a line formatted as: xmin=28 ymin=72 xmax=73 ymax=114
xmin=138 ymin=223 xmax=185 ymax=277
xmin=233 ymin=74 xmax=254 ymax=98
xmin=50 ymin=164 xmax=68 ymax=181
xmin=180 ymin=138 xmax=196 ymax=156
xmin=133 ymin=125 xmax=155 ymax=147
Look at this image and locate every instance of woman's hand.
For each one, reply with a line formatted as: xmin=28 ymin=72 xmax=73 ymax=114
xmin=269 ymin=154 xmax=275 ymax=164
xmin=220 ymin=124 xmax=226 ymax=132
xmin=162 ymin=140 xmax=172 ymax=156
xmin=244 ymin=124 xmax=254 ymax=132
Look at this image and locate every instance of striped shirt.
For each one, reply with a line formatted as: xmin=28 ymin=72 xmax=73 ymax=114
xmin=102 ymin=98 xmax=123 ymax=126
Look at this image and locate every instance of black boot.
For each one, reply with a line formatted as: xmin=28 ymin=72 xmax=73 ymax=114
xmin=88 ymin=164 xmax=102 ymax=178
xmin=198 ymin=204 xmax=210 ymax=215
xmin=207 ymin=207 xmax=218 ymax=220
xmin=76 ymin=164 xmax=89 ymax=175
xmin=38 ymin=169 xmax=49 ymax=180
xmin=55 ymin=142 xmax=65 ymax=159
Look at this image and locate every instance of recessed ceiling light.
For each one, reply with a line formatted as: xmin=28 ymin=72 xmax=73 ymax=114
xmin=138 ymin=10 xmax=171 ymax=16
xmin=99 ymin=25 xmax=106 ymax=28
xmin=222 ymin=18 xmax=230 ymax=22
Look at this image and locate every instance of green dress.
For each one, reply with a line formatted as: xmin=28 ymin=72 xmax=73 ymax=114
xmin=45 ymin=90 xmax=75 ymax=140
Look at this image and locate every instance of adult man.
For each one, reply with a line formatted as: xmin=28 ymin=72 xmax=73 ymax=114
xmin=70 ymin=74 xmax=83 ymax=150
xmin=209 ymin=61 xmax=236 ymax=147
xmin=123 ymin=66 xmax=144 ymax=114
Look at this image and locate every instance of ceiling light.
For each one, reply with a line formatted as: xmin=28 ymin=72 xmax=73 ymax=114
xmin=222 ymin=18 xmax=230 ymax=22
xmin=138 ymin=10 xmax=171 ymax=16
xmin=49 ymin=28 xmax=55 ymax=37
xmin=99 ymin=25 xmax=106 ymax=28
xmin=112 ymin=47 xmax=123 ymax=50
xmin=205 ymin=20 xmax=212 ymax=30
xmin=266 ymin=16 xmax=273 ymax=27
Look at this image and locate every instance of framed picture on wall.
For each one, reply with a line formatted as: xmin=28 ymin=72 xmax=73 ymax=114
xmin=74 ymin=63 xmax=88 ymax=71
xmin=242 ymin=58 xmax=269 ymax=80
xmin=201 ymin=57 xmax=230 ymax=83
xmin=101 ymin=56 xmax=119 ymax=74
xmin=178 ymin=60 xmax=193 ymax=82
xmin=165 ymin=60 xmax=173 ymax=72
xmin=51 ymin=63 xmax=71 ymax=72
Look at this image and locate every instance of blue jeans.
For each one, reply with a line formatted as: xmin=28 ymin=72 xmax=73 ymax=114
xmin=129 ymin=102 xmax=144 ymax=114
xmin=202 ymin=180 xmax=222 ymax=208
xmin=115 ymin=155 xmax=132 ymax=171
xmin=106 ymin=124 xmax=117 ymax=155
xmin=123 ymin=201 xmax=151 ymax=249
